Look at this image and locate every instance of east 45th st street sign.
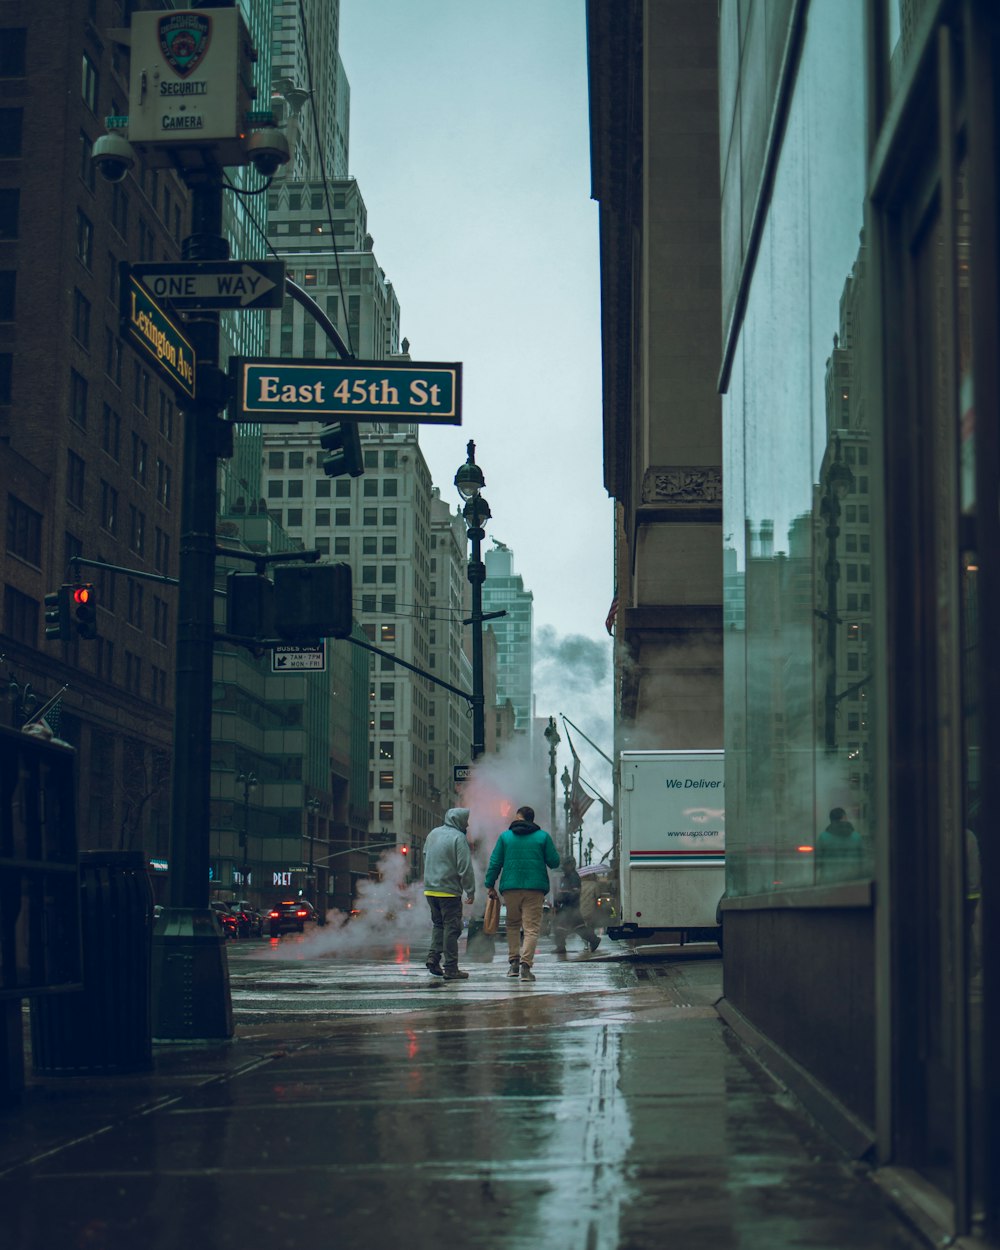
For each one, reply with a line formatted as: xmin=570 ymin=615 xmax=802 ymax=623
xmin=130 ymin=260 xmax=286 ymax=311
xmin=231 ymin=357 xmax=462 ymax=425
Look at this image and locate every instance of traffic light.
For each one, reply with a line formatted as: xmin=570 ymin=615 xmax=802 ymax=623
xmin=71 ymin=583 xmax=97 ymax=640
xmin=319 ymin=422 xmax=363 ymax=478
xmin=44 ymin=586 xmax=72 ymax=642
xmin=400 ymin=845 xmax=409 ymax=856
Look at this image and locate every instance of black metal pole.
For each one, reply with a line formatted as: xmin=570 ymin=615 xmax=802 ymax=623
xmin=468 ymin=524 xmax=486 ymax=760
xmin=151 ymin=170 xmax=233 ymax=1040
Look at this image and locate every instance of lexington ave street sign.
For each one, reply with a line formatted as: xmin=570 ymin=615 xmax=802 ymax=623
xmin=121 ymin=267 xmax=196 ymax=399
xmin=231 ymin=357 xmax=462 ymax=424
xmin=130 ymin=259 xmax=286 ymax=310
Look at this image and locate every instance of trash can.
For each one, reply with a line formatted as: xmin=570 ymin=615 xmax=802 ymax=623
xmin=30 ymin=850 xmax=154 ymax=1075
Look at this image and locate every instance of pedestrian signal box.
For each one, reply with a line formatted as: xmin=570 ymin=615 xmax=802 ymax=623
xmin=273 ymin=564 xmax=353 ymax=641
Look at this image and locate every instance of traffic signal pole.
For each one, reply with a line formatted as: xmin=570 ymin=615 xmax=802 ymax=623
xmin=151 ymin=170 xmax=234 ymax=1040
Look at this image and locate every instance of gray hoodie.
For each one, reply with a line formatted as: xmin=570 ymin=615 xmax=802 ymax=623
xmin=422 ymin=808 xmax=476 ymax=898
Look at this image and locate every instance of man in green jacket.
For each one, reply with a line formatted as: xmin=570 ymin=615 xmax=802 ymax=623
xmin=485 ymin=805 xmax=560 ymax=982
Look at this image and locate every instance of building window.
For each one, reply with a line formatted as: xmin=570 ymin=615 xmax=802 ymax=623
xmin=379 ymin=771 xmax=394 ymax=789
xmin=101 ymin=405 xmax=121 ymax=459
xmin=129 ymin=506 xmax=145 ymax=556
xmin=382 ymin=536 xmax=397 ymax=555
xmin=334 ymin=537 xmax=349 ymax=555
xmin=127 ymin=579 xmax=144 ymax=629
xmin=362 ymin=594 xmax=376 ymax=612
xmin=72 ymin=289 xmax=91 ymax=348
xmin=152 ymin=595 xmax=168 ymax=644
xmin=156 ymin=459 xmax=171 ymax=508
xmin=3 ymin=585 xmax=37 ymax=645
xmin=133 ymin=365 xmax=149 ymax=414
xmin=267 ymin=480 xmax=284 ymax=498
xmin=154 ymin=527 xmax=170 ymax=575
xmin=362 ymin=537 xmax=377 ymax=555
xmin=383 ymin=479 xmax=398 ymax=497
xmin=124 ymin=650 xmax=142 ymax=695
xmin=0 ymin=29 xmax=26 ymax=77
xmin=380 ymin=624 xmax=396 ymax=643
xmin=381 ymin=566 xmax=396 ymax=584
xmin=382 ymin=508 xmax=397 ymax=526
xmin=362 ymin=622 xmax=376 ymax=641
xmin=0 ymin=189 xmax=19 ymax=239
xmin=286 ymin=509 xmax=303 ymax=527
xmin=151 ymin=666 xmax=167 ymax=706
xmin=335 ymin=479 xmax=351 ymax=497
xmin=363 ymin=479 xmax=378 ymax=497
xmin=361 ymin=566 xmax=376 ymax=584
xmin=76 ymin=210 xmax=93 ymax=267
xmin=6 ymin=495 xmax=42 ymax=565
xmin=268 ymin=451 xmax=284 ymax=469
xmin=315 ymin=538 xmax=329 ymax=555
xmin=131 ymin=434 xmax=147 ymax=486
xmin=159 ymin=393 xmax=174 ymax=441
xmin=104 ymin=329 xmax=122 ymax=386
xmin=379 ymin=741 xmax=394 ymax=761
xmin=315 ymin=509 xmax=331 ymax=527
xmin=363 ymin=508 xmax=377 ymax=526
xmin=0 ymin=354 xmax=9 ymax=401
xmin=335 ymin=508 xmax=350 ymax=525
xmin=0 ymin=271 xmax=13 ymax=321
xmin=70 ymin=370 xmax=88 ymax=429
xmin=111 ymin=184 xmax=128 ymax=237
xmin=381 ymin=594 xmax=396 ymax=613
xmin=81 ymin=53 xmax=99 ymax=112
xmin=379 ymin=713 xmax=394 ymax=731
xmin=378 ymin=801 xmax=393 ymax=822
xmin=66 ymin=450 xmax=85 ymax=509
xmin=315 ymin=479 xmax=331 ymax=498
xmin=100 ymin=480 xmax=118 ymax=535
xmin=288 ymin=451 xmax=304 ymax=469
xmin=363 ymin=450 xmax=378 ymax=469
xmin=287 ymin=479 xmax=303 ymax=498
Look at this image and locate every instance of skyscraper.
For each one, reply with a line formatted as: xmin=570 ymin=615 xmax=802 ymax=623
xmin=482 ymin=543 xmax=534 ymax=732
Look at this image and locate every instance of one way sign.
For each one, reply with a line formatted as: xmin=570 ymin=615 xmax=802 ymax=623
xmin=130 ymin=260 xmax=286 ymax=311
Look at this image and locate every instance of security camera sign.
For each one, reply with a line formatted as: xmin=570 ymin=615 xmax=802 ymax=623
xmin=127 ymin=7 xmax=255 ymax=167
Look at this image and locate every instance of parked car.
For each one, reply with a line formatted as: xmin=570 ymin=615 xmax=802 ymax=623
xmin=210 ymin=901 xmax=239 ymax=939
xmin=266 ymin=900 xmax=311 ymax=936
xmin=232 ymin=901 xmax=262 ymax=938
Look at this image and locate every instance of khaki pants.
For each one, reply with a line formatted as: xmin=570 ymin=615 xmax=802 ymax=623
xmin=502 ymin=889 xmax=545 ymax=966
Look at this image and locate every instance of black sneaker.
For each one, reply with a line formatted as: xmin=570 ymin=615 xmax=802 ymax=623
xmin=425 ymin=959 xmax=444 ymax=977
xmin=519 ymin=963 xmax=536 ymax=982
xmin=506 ymin=960 xmax=520 ymax=978
xmin=443 ymin=968 xmax=469 ymax=980
xmin=589 ymin=937 xmax=601 ymax=952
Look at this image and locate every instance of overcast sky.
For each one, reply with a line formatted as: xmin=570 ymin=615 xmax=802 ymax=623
xmin=339 ymin=1 xmax=615 ymax=826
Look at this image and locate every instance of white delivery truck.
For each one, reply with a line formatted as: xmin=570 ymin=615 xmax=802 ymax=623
xmin=608 ymin=749 xmax=725 ymax=948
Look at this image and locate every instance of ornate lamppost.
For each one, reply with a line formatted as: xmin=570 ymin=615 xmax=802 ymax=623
xmin=544 ymin=716 xmax=561 ymax=850
xmin=305 ymin=796 xmax=320 ymax=906
xmin=561 ymin=765 xmax=573 ymax=856
xmin=455 ymin=441 xmax=491 ymax=761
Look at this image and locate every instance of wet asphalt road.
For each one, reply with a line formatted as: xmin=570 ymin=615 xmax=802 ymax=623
xmin=3 ymin=937 xmax=925 ymax=1250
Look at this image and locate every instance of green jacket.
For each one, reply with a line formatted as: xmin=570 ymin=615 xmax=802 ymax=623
xmin=485 ymin=820 xmax=560 ymax=893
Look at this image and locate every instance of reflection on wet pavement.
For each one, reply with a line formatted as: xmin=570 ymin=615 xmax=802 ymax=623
xmin=3 ymin=949 xmax=924 ymax=1250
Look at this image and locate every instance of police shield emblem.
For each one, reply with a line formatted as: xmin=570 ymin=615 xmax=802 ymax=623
xmin=158 ymin=13 xmax=212 ymax=78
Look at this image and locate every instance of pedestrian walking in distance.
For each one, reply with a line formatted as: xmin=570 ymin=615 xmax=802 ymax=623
xmin=422 ymin=807 xmax=475 ymax=981
xmin=552 ymin=856 xmax=601 ymax=953
xmin=485 ymin=805 xmax=560 ymax=982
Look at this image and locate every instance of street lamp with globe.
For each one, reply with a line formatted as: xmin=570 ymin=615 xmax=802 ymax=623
xmin=455 ymin=441 xmax=492 ymax=761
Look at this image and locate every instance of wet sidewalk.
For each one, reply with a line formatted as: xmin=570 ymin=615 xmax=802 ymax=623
xmin=1 ymin=950 xmax=927 ymax=1250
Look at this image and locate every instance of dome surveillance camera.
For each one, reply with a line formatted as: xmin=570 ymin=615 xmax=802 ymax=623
xmin=246 ymin=127 xmax=291 ymax=178
xmin=92 ymin=133 xmax=137 ymax=184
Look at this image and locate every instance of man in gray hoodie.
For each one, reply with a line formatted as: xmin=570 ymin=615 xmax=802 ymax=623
xmin=422 ymin=807 xmax=476 ymax=980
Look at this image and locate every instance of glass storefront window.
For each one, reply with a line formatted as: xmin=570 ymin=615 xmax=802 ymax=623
xmin=723 ymin=1 xmax=875 ymax=896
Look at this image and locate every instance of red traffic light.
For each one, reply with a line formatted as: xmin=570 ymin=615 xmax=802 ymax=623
xmin=70 ymin=582 xmax=98 ymax=640
xmin=400 ymin=845 xmax=409 ymax=855
xmin=72 ymin=586 xmax=91 ymax=606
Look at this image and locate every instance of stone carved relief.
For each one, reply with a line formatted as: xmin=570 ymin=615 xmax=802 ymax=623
xmin=641 ymin=466 xmax=722 ymax=505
